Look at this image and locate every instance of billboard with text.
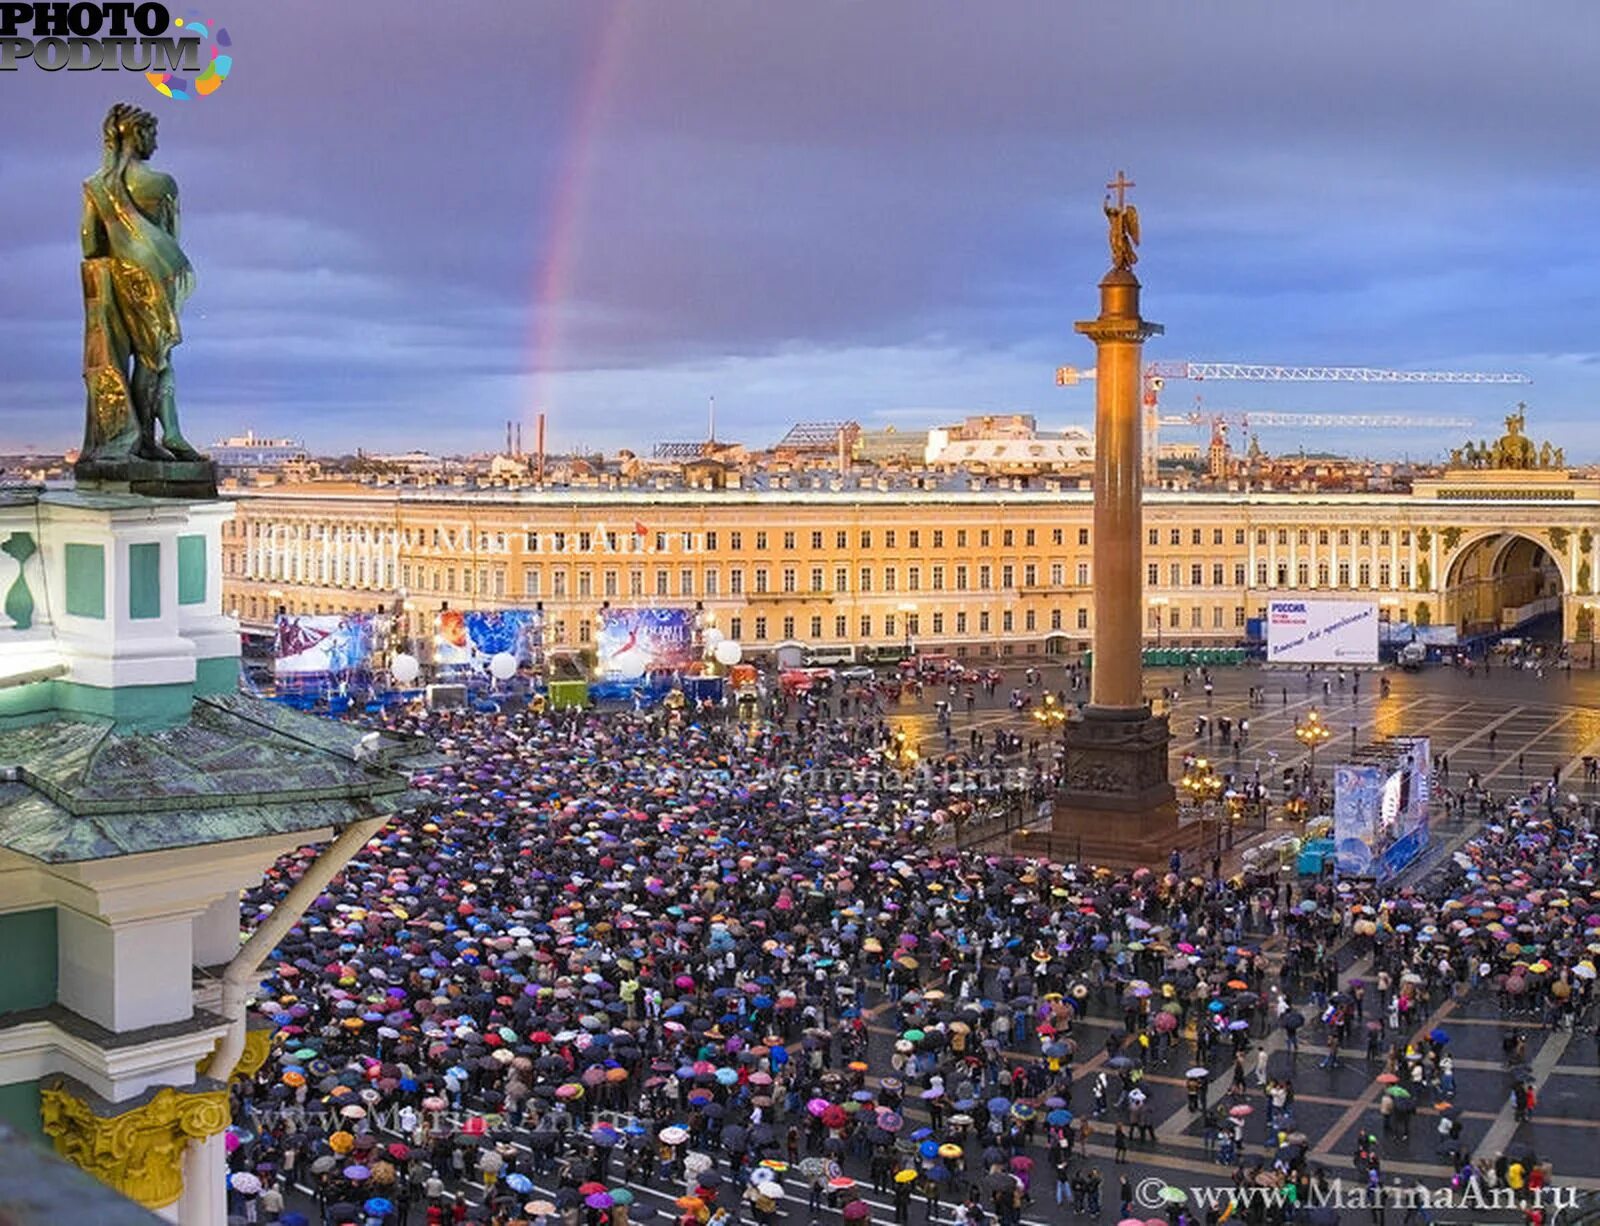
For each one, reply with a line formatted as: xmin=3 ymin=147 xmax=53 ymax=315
xmin=1266 ymin=598 xmax=1378 ymax=665
xmin=274 ymin=614 xmax=377 ymax=678
xmin=597 ymin=607 xmax=695 ymax=674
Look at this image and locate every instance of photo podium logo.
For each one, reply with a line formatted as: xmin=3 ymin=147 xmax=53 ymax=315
xmin=0 ymin=3 xmax=233 ymax=99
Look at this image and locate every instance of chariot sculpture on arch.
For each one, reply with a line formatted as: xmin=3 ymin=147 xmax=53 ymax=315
xmin=79 ymin=102 xmax=205 ymax=469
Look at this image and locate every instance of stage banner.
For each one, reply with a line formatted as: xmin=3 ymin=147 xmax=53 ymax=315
xmin=1376 ymin=736 xmax=1431 ymax=880
xmin=597 ymin=607 xmax=695 ymax=675
xmin=1332 ymin=763 xmax=1383 ymax=876
xmin=434 ymin=609 xmax=543 ymax=671
xmin=1267 ymin=598 xmax=1379 ymax=665
xmin=274 ymin=613 xmax=378 ymax=677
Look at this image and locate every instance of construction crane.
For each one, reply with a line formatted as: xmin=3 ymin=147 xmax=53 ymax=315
xmin=1055 ymin=361 xmax=1531 ymax=482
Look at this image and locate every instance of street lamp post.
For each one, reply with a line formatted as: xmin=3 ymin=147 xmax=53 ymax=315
xmin=1180 ymin=755 xmax=1225 ymax=860
xmin=1295 ymin=708 xmax=1333 ymax=814
xmin=1585 ymin=602 xmax=1598 ymax=669
xmin=898 ymin=601 xmax=917 ymax=657
xmin=1149 ymin=595 xmax=1169 ymax=648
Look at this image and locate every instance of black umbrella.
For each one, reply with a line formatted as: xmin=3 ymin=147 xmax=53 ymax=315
xmin=1279 ymin=1010 xmax=1305 ymax=1030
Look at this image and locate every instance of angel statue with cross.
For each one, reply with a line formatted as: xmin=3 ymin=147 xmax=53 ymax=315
xmin=1103 ymin=170 xmax=1141 ymax=270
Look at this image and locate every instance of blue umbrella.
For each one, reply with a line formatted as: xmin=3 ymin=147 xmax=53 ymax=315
xmin=1046 ymin=1109 xmax=1073 ymax=1127
xmin=919 ymin=1140 xmax=939 ymax=1159
xmin=364 ymin=1199 xmax=394 ymax=1216
xmin=987 ymin=1097 xmax=1010 ymax=1115
xmin=506 ymin=1173 xmax=534 ymax=1194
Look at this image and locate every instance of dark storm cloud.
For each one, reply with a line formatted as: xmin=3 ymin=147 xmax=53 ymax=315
xmin=1 ymin=0 xmax=1597 ymax=454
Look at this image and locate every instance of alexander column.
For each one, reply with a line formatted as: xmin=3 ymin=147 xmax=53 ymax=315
xmin=1030 ymin=173 xmax=1175 ymax=860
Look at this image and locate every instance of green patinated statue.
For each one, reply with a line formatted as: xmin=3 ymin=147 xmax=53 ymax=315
xmin=79 ymin=103 xmax=204 ymax=468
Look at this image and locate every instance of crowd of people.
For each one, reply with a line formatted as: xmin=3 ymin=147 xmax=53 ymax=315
xmin=218 ymin=679 xmax=1600 ymax=1226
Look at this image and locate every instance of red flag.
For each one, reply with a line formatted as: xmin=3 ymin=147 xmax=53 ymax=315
xmin=634 ymin=521 xmax=648 ymax=535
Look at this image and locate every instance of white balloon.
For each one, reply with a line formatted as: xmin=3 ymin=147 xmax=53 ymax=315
xmin=713 ymin=638 xmax=743 ymax=666
xmin=615 ymin=650 xmax=647 ymax=680
xmin=391 ymin=653 xmax=420 ymax=685
xmin=488 ymin=651 xmax=518 ymax=681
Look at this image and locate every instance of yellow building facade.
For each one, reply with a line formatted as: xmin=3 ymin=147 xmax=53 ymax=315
xmin=222 ymin=469 xmax=1600 ymax=658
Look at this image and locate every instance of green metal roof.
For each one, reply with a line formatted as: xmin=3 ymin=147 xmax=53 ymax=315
xmin=0 ymin=693 xmax=433 ymax=863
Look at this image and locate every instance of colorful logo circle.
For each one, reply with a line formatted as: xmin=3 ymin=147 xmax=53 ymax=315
xmin=146 ymin=13 xmax=232 ymax=101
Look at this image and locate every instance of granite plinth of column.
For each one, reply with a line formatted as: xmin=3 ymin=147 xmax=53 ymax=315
xmin=1013 ymin=706 xmax=1185 ymax=868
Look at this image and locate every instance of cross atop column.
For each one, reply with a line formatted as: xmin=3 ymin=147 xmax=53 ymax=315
xmin=1106 ymin=170 xmax=1135 ymax=209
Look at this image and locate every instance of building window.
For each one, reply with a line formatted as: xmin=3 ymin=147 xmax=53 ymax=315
xmin=523 ymin=569 xmax=540 ymax=597
xmin=932 ymin=611 xmax=944 ymax=634
xmin=956 ymin=611 xmax=968 ymax=634
xmin=729 ymin=569 xmax=744 ymax=595
xmin=834 ymin=567 xmax=847 ymax=591
xmin=810 ymin=567 xmax=824 ymax=592
xmin=1213 ymin=528 xmax=1224 ymax=545
xmin=1379 ymin=563 xmax=1392 ymax=587
xmin=1191 ymin=606 xmax=1203 ymax=628
xmin=1234 ymin=563 xmax=1246 ymax=586
xmin=577 ymin=570 xmax=592 ymax=597
xmin=979 ymin=611 xmax=990 ymax=632
xmin=1003 ymin=529 xmax=1014 ymax=547
xmin=1211 ymin=563 xmax=1224 ymax=586
xmin=956 ymin=564 xmax=969 ymax=590
xmin=1338 ymin=530 xmax=1350 ymax=545
xmin=1235 ymin=606 xmax=1246 ymax=626
xmin=1148 ymin=528 xmax=1160 ymax=546
xmin=860 ymin=614 xmax=872 ymax=637
xmin=579 ymin=619 xmax=592 ymax=643
xmin=1169 ymin=562 xmax=1182 ymax=587
xmin=836 ymin=530 xmax=847 ymax=549
xmin=1170 ymin=529 xmax=1181 ymax=545
xmin=979 ymin=565 xmax=992 ymax=590
xmin=1077 ymin=562 xmax=1090 ymax=586
xmin=783 ymin=531 xmax=795 ymax=550
xmin=1002 ymin=610 xmax=1013 ymax=632
xmin=1256 ymin=529 xmax=1268 ymax=546
xmin=860 ymin=567 xmax=872 ymax=592
xmin=907 ymin=566 xmax=921 ymax=591
xmin=680 ymin=568 xmax=694 ymax=596
xmin=884 ymin=567 xmax=897 ymax=592
xmin=1050 ymin=608 xmax=1062 ymax=630
xmin=603 ymin=570 xmax=618 ymax=598
xmin=909 ymin=529 xmax=921 ymax=548
xmin=835 ymin=614 xmax=847 ymax=638
xmin=782 ymin=568 xmax=797 ymax=593
xmin=1359 ymin=530 xmax=1371 ymax=546
xmin=1317 ymin=563 xmax=1330 ymax=586
xmin=1358 ymin=562 xmax=1372 ymax=586
xmin=1399 ymin=563 xmax=1411 ymax=588
xmin=810 ymin=615 xmax=822 ymax=638
xmin=1379 ymin=530 xmax=1391 ymax=546
xmin=1191 ymin=563 xmax=1204 ymax=585
xmin=810 ymin=530 xmax=823 ymax=549
xmin=754 ymin=569 xmax=769 ymax=594
xmin=783 ymin=615 xmax=796 ymax=637
xmin=860 ymin=530 xmax=872 ymax=548
xmin=1296 ymin=562 xmax=1309 ymax=586
xmin=1024 ymin=608 xmax=1036 ymax=631
xmin=1297 ymin=530 xmax=1309 ymax=546
xmin=753 ymin=616 xmax=767 ymax=640
xmin=1050 ymin=563 xmax=1064 ymax=586
xmin=705 ymin=531 xmax=718 ymax=550
xmin=1079 ymin=528 xmax=1090 ymax=546
xmin=730 ymin=616 xmax=743 ymax=640
xmin=1147 ymin=562 xmax=1159 ymax=586
xmin=884 ymin=614 xmax=896 ymax=638
xmin=980 ymin=529 xmax=991 ymax=547
xmin=932 ymin=565 xmax=945 ymax=590
xmin=932 ymin=530 xmax=944 ymax=548
xmin=1001 ymin=565 xmax=1014 ymax=589
xmin=957 ymin=530 xmax=968 ymax=547
xmin=1212 ymin=606 xmax=1224 ymax=627
xmin=730 ymin=531 xmax=743 ymax=550
xmin=755 ymin=531 xmax=768 ymax=550
xmin=705 ymin=570 xmax=719 ymax=595
xmin=1275 ymin=564 xmax=1288 ymax=586
xmin=1338 ymin=562 xmax=1351 ymax=586
xmin=906 ymin=613 xmax=920 ymax=637
xmin=1023 ymin=564 xmax=1037 ymax=587
xmin=1192 ymin=528 xmax=1202 ymax=545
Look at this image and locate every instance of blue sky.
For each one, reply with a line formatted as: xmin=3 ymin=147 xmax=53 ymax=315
xmin=2 ymin=1 xmax=1597 ymax=459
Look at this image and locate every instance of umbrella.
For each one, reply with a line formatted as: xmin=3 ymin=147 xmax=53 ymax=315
xmin=364 ymin=1199 xmax=394 ymax=1217
xmin=506 ymin=1173 xmax=534 ymax=1194
xmin=842 ymin=1201 xmax=870 ymax=1221
xmin=229 ymin=1172 xmax=262 ymax=1195
xmin=587 ymin=1193 xmax=615 ymax=1210
xmin=1158 ymin=1187 xmax=1188 ymax=1205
